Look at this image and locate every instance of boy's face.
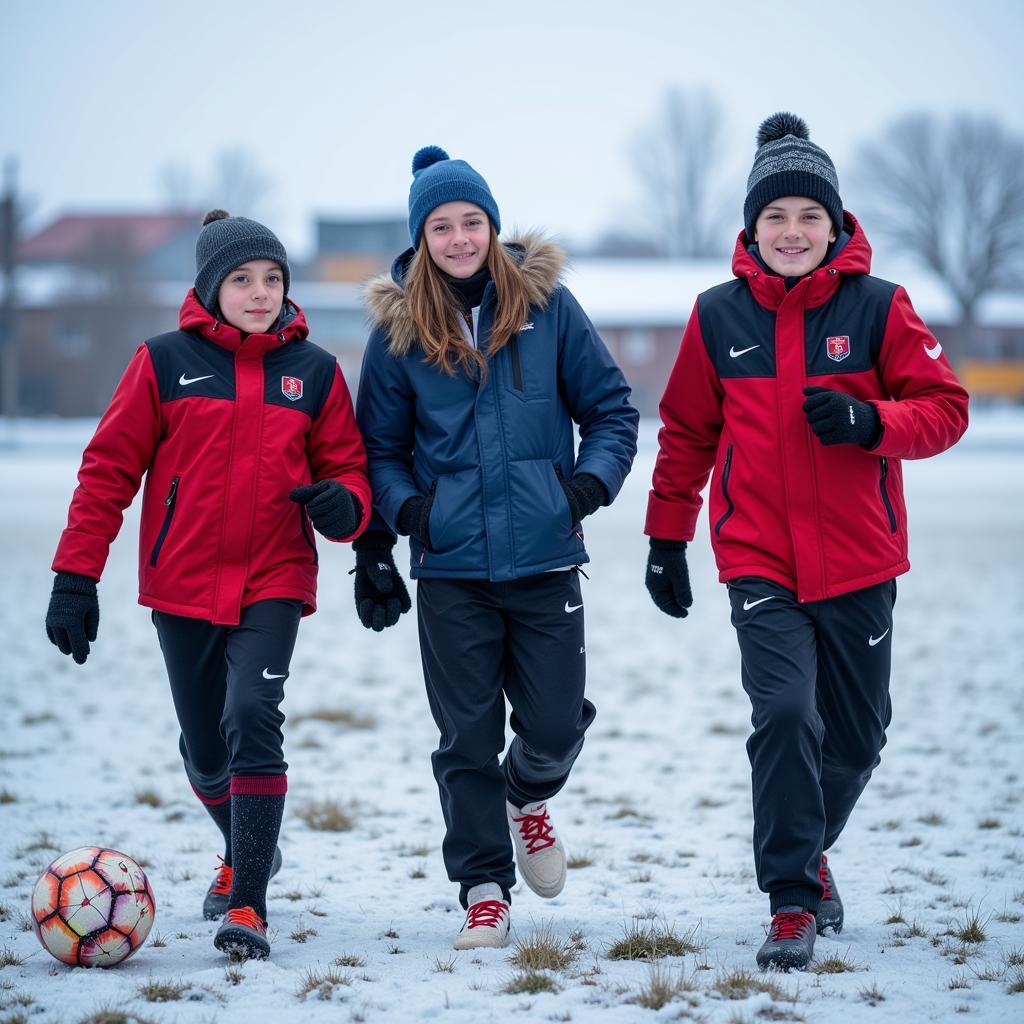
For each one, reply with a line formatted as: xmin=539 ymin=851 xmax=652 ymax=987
xmin=216 ymin=260 xmax=285 ymax=333
xmin=423 ymin=202 xmax=491 ymax=278
xmin=754 ymin=198 xmax=837 ymax=277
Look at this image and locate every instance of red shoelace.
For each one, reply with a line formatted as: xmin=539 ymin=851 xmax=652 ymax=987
xmin=465 ymin=900 xmax=508 ymax=930
xmin=210 ymin=857 xmax=233 ymax=897
xmin=223 ymin=906 xmax=267 ymax=935
xmin=769 ymin=911 xmax=815 ymax=941
xmin=511 ymin=804 xmax=556 ymax=853
xmin=819 ymin=855 xmax=833 ymax=900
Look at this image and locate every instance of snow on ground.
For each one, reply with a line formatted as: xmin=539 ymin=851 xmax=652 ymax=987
xmin=1 ymin=414 xmax=1023 ymax=1023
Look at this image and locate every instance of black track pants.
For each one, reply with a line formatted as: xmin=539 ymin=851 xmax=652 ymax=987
xmin=152 ymin=599 xmax=302 ymax=797
xmin=417 ymin=571 xmax=596 ymax=902
xmin=727 ymin=577 xmax=896 ymax=913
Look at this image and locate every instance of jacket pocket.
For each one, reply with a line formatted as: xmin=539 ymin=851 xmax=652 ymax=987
xmin=552 ymin=463 xmax=575 ymax=529
xmin=149 ymin=475 xmax=180 ymax=568
xmin=420 ymin=470 xmax=486 ymax=566
xmin=713 ymin=444 xmax=735 ymax=536
xmin=878 ymin=456 xmax=897 ymax=534
xmin=298 ymin=504 xmax=319 ymax=565
xmin=421 ymin=480 xmax=439 ymax=550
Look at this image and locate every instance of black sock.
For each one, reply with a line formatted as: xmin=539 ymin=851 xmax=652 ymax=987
xmin=202 ymin=797 xmax=232 ymax=866
xmin=228 ymin=790 xmax=285 ymax=920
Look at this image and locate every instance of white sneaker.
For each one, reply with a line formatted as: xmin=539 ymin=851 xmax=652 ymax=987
xmin=507 ymin=800 xmax=566 ymax=898
xmin=453 ymin=883 xmax=511 ymax=950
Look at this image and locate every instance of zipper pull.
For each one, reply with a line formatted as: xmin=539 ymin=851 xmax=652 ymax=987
xmin=419 ymin=548 xmax=425 ymax=566
xmin=165 ymin=477 xmax=179 ymax=506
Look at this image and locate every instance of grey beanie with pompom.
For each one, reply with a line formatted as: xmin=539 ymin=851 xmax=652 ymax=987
xmin=743 ymin=113 xmax=843 ymax=242
xmin=194 ymin=209 xmax=290 ymax=314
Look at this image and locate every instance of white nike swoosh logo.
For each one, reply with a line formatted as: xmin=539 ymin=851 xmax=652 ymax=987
xmin=564 ymin=602 xmax=583 ymax=613
xmin=729 ymin=345 xmax=760 ymax=358
xmin=262 ymin=668 xmax=287 ymax=679
xmin=179 ymin=373 xmax=214 ymax=386
xmin=924 ymin=342 xmax=942 ymax=360
xmin=868 ymin=629 xmax=889 ymax=647
xmin=743 ymin=596 xmax=778 ymax=610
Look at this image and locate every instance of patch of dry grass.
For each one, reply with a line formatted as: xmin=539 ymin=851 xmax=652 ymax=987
xmin=712 ymin=968 xmax=786 ymax=1001
xmin=136 ymin=977 xmax=188 ymax=1002
xmin=950 ymin=908 xmax=989 ymax=944
xmin=509 ymin=922 xmax=579 ymax=972
xmin=333 ymin=953 xmax=365 ymax=967
xmin=567 ymin=852 xmax=594 ymax=869
xmin=628 ymin=963 xmax=698 ymax=1010
xmin=606 ymin=919 xmax=700 ymax=962
xmin=296 ymin=966 xmax=353 ymax=1000
xmin=296 ymin=799 xmax=355 ymax=832
xmin=290 ymin=707 xmax=376 ymax=729
xmin=502 ymin=971 xmax=558 ymax=995
xmin=811 ymin=953 xmax=860 ymax=975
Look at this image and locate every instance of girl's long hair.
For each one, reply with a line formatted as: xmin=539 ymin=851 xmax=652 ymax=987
xmin=406 ymin=222 xmax=529 ymax=378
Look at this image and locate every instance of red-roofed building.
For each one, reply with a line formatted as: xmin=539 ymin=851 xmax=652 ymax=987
xmin=19 ymin=212 xmax=201 ymax=278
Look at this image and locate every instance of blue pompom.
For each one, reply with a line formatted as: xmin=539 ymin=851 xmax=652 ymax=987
xmin=412 ymin=145 xmax=449 ymax=174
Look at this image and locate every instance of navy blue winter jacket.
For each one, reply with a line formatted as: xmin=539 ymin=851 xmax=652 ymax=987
xmin=357 ymin=234 xmax=638 ymax=581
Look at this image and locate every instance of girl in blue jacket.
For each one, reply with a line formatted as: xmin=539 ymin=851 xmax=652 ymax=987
xmin=354 ymin=146 xmax=638 ymax=949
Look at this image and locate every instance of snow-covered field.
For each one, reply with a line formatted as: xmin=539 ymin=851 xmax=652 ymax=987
xmin=1 ymin=414 xmax=1022 ymax=1023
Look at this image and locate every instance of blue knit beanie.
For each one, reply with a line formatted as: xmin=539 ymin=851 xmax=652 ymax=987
xmin=407 ymin=146 xmax=500 ymax=248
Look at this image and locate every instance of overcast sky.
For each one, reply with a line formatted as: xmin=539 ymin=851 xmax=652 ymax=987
xmin=5 ymin=0 xmax=1023 ymax=259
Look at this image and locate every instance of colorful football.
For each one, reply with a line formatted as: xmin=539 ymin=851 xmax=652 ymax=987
xmin=30 ymin=846 xmax=155 ymax=967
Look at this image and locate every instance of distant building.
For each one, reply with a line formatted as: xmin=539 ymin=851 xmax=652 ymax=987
xmin=314 ymin=216 xmax=407 ymax=282
xmin=19 ymin=212 xmax=201 ymax=280
xmin=7 ymin=210 xmax=1024 ymax=417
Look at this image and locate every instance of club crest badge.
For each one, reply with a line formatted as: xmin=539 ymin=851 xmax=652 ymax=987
xmin=826 ymin=335 xmax=851 ymax=362
xmin=281 ymin=376 xmax=303 ymax=401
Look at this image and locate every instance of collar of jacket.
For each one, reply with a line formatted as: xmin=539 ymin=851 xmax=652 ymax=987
xmin=177 ymin=288 xmax=309 ymax=352
xmin=362 ymin=232 xmax=566 ymax=358
xmin=730 ymin=211 xmax=872 ymax=310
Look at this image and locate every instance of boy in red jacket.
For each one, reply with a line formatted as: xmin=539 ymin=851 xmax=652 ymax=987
xmin=645 ymin=114 xmax=968 ymax=970
xmin=45 ymin=210 xmax=371 ymax=960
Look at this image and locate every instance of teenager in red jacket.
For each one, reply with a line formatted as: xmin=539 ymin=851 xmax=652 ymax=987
xmin=45 ymin=211 xmax=371 ymax=960
xmin=645 ymin=114 xmax=968 ymax=970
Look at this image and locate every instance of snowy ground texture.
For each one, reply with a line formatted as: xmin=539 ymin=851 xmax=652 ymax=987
xmin=1 ymin=412 xmax=1023 ymax=1024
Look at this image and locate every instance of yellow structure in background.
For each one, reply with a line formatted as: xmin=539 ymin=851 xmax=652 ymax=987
xmin=960 ymin=361 xmax=1024 ymax=400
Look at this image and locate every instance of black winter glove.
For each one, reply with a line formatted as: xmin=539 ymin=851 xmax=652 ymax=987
xmin=396 ymin=495 xmax=432 ymax=549
xmin=46 ymin=571 xmax=100 ymax=664
xmin=560 ymin=473 xmax=608 ymax=526
xmin=290 ymin=480 xmax=362 ymax=540
xmin=802 ymin=386 xmax=882 ymax=448
xmin=351 ymin=531 xmax=412 ymax=631
xmin=645 ymin=539 xmax=692 ymax=619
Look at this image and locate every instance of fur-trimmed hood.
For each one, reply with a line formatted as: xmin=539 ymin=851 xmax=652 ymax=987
xmin=363 ymin=232 xmax=566 ymax=357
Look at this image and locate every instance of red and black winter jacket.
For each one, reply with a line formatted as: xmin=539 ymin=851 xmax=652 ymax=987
xmin=646 ymin=214 xmax=969 ymax=603
xmin=53 ymin=291 xmax=372 ymax=625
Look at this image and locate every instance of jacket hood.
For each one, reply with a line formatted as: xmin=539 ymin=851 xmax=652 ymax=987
xmin=178 ymin=288 xmax=309 ymax=351
xmin=731 ymin=212 xmax=872 ymax=309
xmin=363 ymin=232 xmax=566 ymax=358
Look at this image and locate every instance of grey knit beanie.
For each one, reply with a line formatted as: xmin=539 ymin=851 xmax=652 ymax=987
xmin=407 ymin=146 xmax=500 ymax=248
xmin=744 ymin=113 xmax=843 ymax=241
xmin=194 ymin=210 xmax=290 ymax=313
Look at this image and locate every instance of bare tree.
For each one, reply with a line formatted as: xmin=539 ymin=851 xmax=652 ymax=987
xmin=211 ymin=147 xmax=271 ymax=217
xmin=630 ymin=87 xmax=732 ymax=258
xmin=157 ymin=147 xmax=271 ymax=218
xmin=857 ymin=113 xmax=1024 ymax=362
xmin=158 ymin=161 xmax=197 ymax=210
